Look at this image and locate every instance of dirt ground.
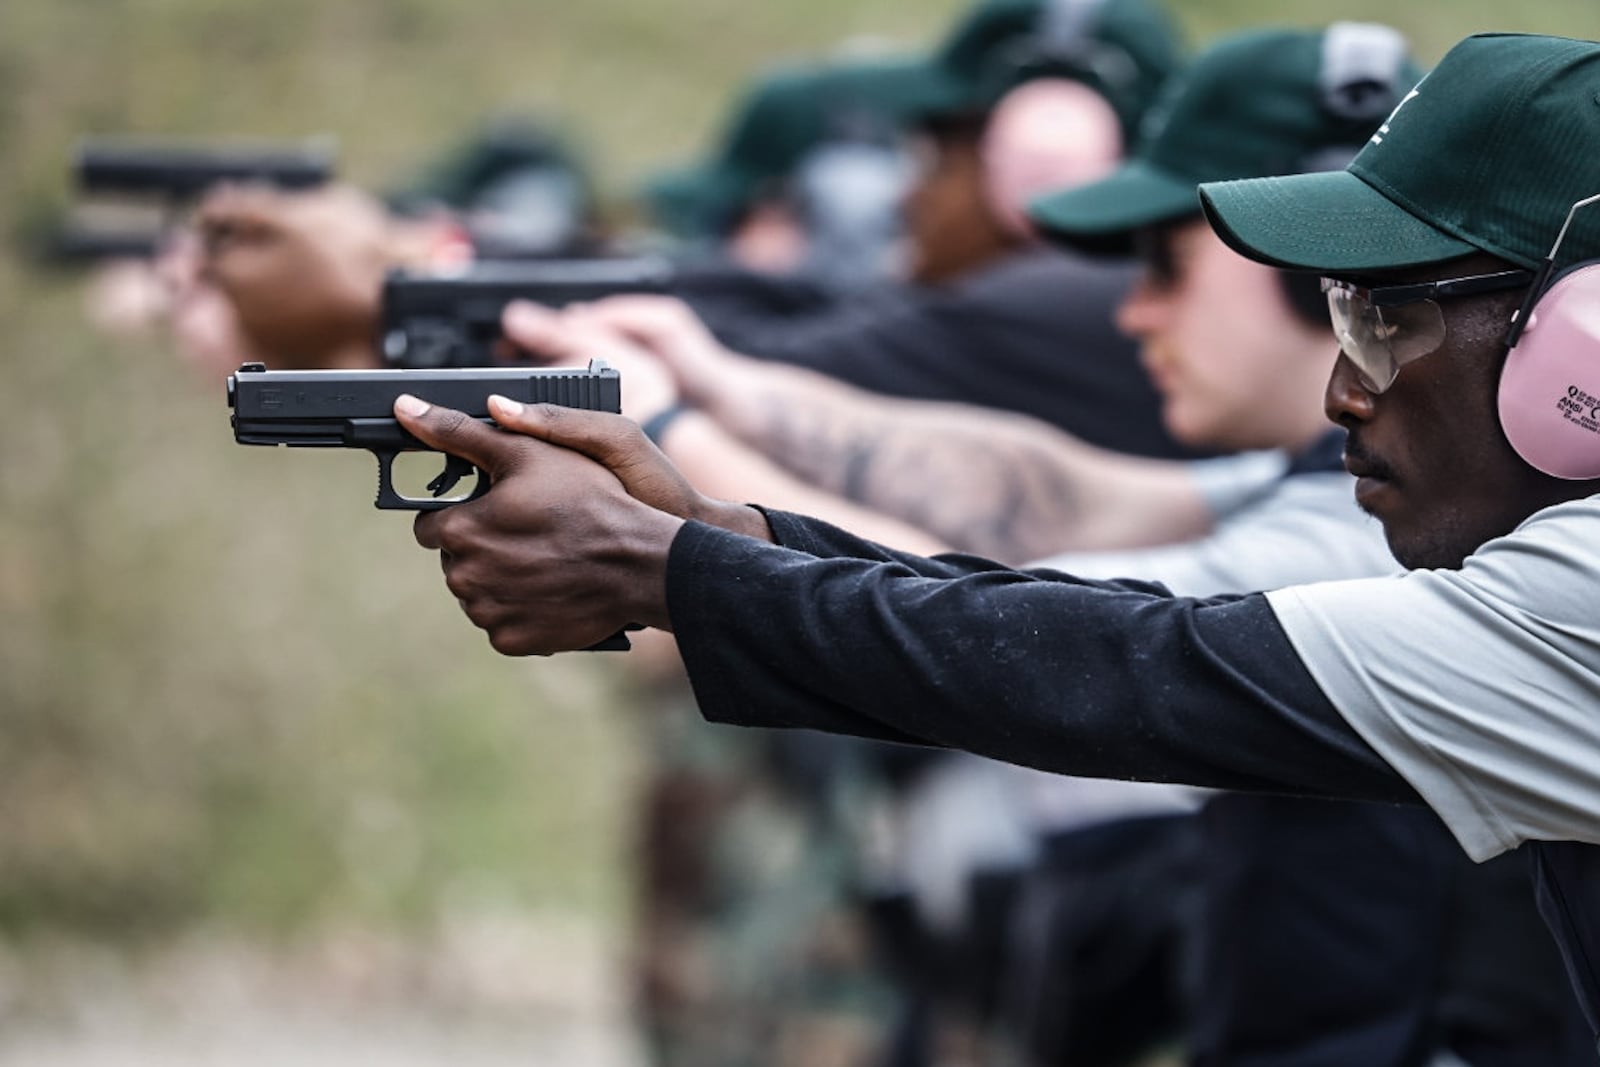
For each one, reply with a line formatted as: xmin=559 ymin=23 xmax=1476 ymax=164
xmin=0 ymin=916 xmax=639 ymax=1067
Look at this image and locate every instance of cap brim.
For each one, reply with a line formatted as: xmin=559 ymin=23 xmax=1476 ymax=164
xmin=642 ymin=166 xmax=748 ymax=237
xmin=1199 ymin=170 xmax=1480 ymax=273
xmin=1028 ymin=161 xmax=1202 ymax=256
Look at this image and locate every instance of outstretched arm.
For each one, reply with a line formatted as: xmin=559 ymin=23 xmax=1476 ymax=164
xmin=496 ymin=303 xmax=949 ymax=556
xmin=394 ymin=398 xmax=1413 ymax=810
xmin=549 ymin=296 xmax=1220 ymax=564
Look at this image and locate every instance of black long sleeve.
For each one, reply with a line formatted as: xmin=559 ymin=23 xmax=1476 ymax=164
xmin=666 ymin=511 xmax=1417 ymax=804
xmin=688 ymin=249 xmax=1202 ymax=460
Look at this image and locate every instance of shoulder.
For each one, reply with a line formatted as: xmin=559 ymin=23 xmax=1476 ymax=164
xmin=1265 ymin=494 xmax=1600 ymax=861
xmin=1274 ymin=493 xmax=1600 ymax=630
xmin=1451 ymin=495 xmax=1600 ymax=625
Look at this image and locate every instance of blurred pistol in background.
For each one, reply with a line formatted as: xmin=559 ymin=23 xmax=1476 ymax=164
xmin=379 ymin=257 xmax=674 ymax=368
xmin=75 ymin=136 xmax=337 ymax=202
xmin=41 ymin=136 xmax=337 ymax=265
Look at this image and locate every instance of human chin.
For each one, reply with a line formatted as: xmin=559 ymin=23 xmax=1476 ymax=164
xmin=1164 ymin=387 xmax=1238 ymax=451
xmin=1377 ymin=500 xmax=1480 ymax=571
xmin=1158 ymin=396 xmax=1207 ymax=449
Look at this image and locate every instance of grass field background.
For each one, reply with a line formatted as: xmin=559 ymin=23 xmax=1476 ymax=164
xmin=0 ymin=0 xmax=1592 ymax=1005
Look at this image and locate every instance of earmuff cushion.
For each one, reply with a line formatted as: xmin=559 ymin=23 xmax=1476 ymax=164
xmin=1498 ymin=260 xmax=1600 ymax=479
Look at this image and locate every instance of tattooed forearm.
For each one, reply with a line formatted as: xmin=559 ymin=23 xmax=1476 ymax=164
xmin=702 ymin=366 xmax=1197 ymax=563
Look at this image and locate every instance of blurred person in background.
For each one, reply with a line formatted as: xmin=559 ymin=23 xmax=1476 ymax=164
xmin=88 ymin=116 xmax=597 ymax=381
xmin=385 ymin=115 xmax=607 ymax=260
xmin=689 ymin=0 xmax=1199 ymax=454
xmin=641 ymin=54 xmax=922 ymax=289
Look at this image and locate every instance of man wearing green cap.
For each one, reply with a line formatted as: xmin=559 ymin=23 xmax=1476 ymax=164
xmin=643 ymin=55 xmax=923 ymax=286
xmin=672 ymin=0 xmax=1206 ymax=458
xmin=387 ymin=30 xmax=1600 ymax=1039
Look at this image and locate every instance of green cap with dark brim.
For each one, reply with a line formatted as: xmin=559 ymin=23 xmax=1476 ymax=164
xmin=898 ymin=0 xmax=1184 ymax=137
xmin=1199 ymin=34 xmax=1600 ymax=276
xmin=1028 ymin=159 xmax=1200 ymax=255
xmin=642 ymin=165 xmax=753 ymax=239
xmin=1029 ymin=23 xmax=1423 ymax=258
xmin=641 ymin=56 xmax=932 ymax=238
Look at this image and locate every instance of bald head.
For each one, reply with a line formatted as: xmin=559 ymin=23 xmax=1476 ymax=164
xmin=982 ymin=78 xmax=1124 ymax=237
xmin=903 ymin=78 xmax=1125 ymax=284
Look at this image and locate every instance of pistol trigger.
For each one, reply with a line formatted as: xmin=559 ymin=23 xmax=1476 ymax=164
xmin=427 ymin=454 xmax=475 ymax=498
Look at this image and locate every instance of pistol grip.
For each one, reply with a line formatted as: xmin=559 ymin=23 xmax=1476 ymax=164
xmin=586 ymin=629 xmax=635 ymax=652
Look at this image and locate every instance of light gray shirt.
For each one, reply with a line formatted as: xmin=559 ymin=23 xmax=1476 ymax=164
xmin=1268 ymin=493 xmax=1600 ymax=863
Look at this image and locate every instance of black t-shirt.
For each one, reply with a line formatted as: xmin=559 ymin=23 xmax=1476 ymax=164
xmin=683 ymin=248 xmax=1200 ymax=460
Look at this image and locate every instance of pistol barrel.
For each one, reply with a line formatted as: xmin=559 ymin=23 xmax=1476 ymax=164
xmin=75 ymin=138 xmax=336 ymax=198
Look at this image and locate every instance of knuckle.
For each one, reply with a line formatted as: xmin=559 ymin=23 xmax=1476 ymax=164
xmin=432 ymin=509 xmax=478 ymax=555
xmin=413 ymin=512 xmax=443 ymax=549
xmin=442 ymin=558 xmax=483 ymax=600
xmin=488 ymin=627 xmax=537 ymax=657
xmin=461 ymin=597 xmax=502 ymax=631
xmin=433 ymin=408 xmax=470 ymax=437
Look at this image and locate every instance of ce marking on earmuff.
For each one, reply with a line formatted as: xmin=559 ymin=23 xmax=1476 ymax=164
xmin=1556 ymin=386 xmax=1600 ymax=429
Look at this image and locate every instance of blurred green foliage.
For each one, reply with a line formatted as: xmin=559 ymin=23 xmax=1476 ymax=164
xmin=0 ymin=0 xmax=1593 ymax=942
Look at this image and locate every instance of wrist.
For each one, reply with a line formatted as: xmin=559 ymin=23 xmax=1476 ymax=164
xmin=676 ymin=354 xmax=742 ymax=414
xmin=693 ymin=499 xmax=774 ymax=543
xmin=620 ymin=504 xmax=688 ymax=631
xmin=640 ymin=403 xmax=690 ymax=447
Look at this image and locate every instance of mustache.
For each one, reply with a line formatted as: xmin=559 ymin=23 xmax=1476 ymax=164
xmin=1343 ymin=433 xmax=1399 ymax=482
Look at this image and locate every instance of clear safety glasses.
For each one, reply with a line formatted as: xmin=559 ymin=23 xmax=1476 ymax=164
xmin=1322 ymin=270 xmax=1531 ymax=392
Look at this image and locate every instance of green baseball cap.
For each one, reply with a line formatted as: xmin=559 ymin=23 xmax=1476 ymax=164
xmin=1199 ymin=33 xmax=1600 ymax=274
xmin=644 ymin=57 xmax=926 ymax=238
xmin=894 ymin=0 xmax=1184 ymax=139
xmin=1030 ymin=23 xmax=1420 ymax=255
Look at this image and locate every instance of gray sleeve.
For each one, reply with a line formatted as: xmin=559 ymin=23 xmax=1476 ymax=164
xmin=1187 ymin=449 xmax=1290 ymax=519
xmin=1031 ymin=473 xmax=1399 ymax=598
xmin=1266 ymin=496 xmax=1600 ymax=862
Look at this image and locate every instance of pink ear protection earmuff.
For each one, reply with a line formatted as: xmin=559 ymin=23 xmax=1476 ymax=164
xmin=1497 ymin=194 xmax=1600 ymax=480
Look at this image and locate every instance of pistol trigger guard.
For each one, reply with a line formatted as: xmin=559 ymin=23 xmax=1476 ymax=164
xmin=373 ymin=449 xmax=407 ymax=510
xmin=464 ymin=466 xmax=493 ymax=503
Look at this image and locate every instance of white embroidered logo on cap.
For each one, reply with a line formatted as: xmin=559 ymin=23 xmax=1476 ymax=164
xmin=1370 ymin=85 xmax=1420 ymax=146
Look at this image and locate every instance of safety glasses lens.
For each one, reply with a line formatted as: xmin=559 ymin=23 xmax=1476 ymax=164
xmin=1325 ymin=286 xmax=1446 ymax=392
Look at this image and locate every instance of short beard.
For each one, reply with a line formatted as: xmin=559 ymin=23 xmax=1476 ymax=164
xmin=1385 ymin=521 xmax=1476 ymax=571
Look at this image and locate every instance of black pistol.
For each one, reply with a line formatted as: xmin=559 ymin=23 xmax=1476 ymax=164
xmin=379 ymin=257 xmax=675 ymax=368
xmin=75 ymin=137 xmax=336 ymax=201
xmin=227 ymin=359 xmax=630 ymax=650
xmin=228 ymin=359 xmax=621 ymax=510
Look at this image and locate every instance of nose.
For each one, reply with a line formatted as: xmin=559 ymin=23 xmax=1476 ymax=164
xmin=1325 ymin=350 xmax=1377 ymax=425
xmin=1115 ymin=272 xmax=1171 ymax=339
